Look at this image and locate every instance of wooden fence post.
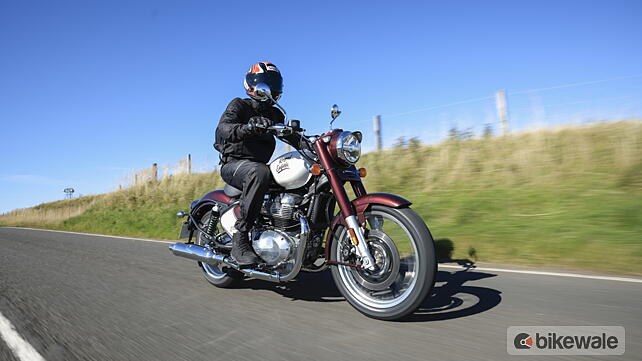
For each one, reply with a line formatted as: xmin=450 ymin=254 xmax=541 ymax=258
xmin=152 ymin=163 xmax=158 ymax=182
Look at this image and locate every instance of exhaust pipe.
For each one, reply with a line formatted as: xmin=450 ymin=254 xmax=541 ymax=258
xmin=169 ymin=242 xmax=228 ymax=264
xmin=169 ymin=217 xmax=310 ymax=283
xmin=168 ymin=242 xmax=289 ymax=282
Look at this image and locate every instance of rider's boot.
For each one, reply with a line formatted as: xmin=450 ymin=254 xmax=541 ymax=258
xmin=230 ymin=231 xmax=259 ymax=267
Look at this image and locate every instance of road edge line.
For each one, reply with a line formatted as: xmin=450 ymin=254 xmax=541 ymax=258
xmin=0 ymin=311 xmax=46 ymax=361
xmin=0 ymin=227 xmax=174 ymax=244
xmin=438 ymin=264 xmax=642 ymax=283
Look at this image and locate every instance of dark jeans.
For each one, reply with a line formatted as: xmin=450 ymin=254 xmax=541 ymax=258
xmin=220 ymin=160 xmax=271 ymax=232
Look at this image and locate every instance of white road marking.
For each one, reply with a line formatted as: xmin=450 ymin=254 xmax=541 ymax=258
xmin=439 ymin=264 xmax=642 ymax=284
xmin=1 ymin=227 xmax=174 ymax=244
xmin=3 ymin=227 xmax=641 ymax=284
xmin=0 ymin=311 xmax=46 ymax=361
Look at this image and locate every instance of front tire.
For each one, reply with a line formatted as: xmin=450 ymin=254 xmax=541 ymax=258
xmin=330 ymin=205 xmax=436 ymax=320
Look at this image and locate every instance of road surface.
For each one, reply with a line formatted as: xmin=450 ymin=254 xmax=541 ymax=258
xmin=0 ymin=227 xmax=640 ymax=361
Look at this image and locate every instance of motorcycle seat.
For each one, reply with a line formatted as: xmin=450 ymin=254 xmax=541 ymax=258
xmin=223 ymin=184 xmax=242 ymax=198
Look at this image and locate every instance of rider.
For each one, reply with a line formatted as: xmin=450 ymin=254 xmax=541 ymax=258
xmin=214 ymin=61 xmax=301 ymax=266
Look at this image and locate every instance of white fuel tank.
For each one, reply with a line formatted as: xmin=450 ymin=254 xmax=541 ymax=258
xmin=269 ymin=151 xmax=313 ymax=190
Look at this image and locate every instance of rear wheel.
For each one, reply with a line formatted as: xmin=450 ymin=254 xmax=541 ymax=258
xmin=330 ymin=205 xmax=436 ymax=320
xmin=196 ymin=211 xmax=243 ymax=288
xmin=198 ymin=261 xmax=242 ymax=288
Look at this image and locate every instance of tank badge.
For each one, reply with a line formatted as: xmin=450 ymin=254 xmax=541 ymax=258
xmin=275 ymin=158 xmax=290 ymax=173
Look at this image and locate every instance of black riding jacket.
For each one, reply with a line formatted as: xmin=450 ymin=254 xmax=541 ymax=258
xmin=214 ymin=98 xmax=304 ymax=164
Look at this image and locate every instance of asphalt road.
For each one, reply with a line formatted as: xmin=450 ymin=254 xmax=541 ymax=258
xmin=0 ymin=227 xmax=640 ymax=361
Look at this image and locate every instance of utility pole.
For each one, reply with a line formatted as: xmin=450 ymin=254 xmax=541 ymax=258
xmin=187 ymin=154 xmax=192 ymax=174
xmin=373 ymin=115 xmax=382 ymax=151
xmin=495 ymin=90 xmax=509 ymax=135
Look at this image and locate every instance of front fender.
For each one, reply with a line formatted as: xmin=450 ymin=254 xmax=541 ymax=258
xmin=351 ymin=193 xmax=412 ymax=224
xmin=324 ymin=193 xmax=412 ymax=261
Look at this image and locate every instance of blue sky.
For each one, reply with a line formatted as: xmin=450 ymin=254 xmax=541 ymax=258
xmin=1 ymin=0 xmax=641 ymax=213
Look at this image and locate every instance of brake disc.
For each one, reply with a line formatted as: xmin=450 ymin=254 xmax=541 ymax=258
xmin=349 ymin=230 xmax=400 ymax=291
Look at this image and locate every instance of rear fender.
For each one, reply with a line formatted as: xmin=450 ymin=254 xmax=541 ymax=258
xmin=324 ymin=193 xmax=412 ymax=261
xmin=190 ymin=190 xmax=237 ymax=221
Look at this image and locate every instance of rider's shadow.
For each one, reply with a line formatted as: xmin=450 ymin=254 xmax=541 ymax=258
xmin=244 ymin=267 xmax=502 ymax=322
xmin=401 ymin=269 xmax=502 ymax=322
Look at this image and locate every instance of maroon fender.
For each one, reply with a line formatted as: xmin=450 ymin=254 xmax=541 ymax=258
xmin=324 ymin=193 xmax=412 ymax=261
xmin=352 ymin=193 xmax=412 ymax=223
xmin=202 ymin=190 xmax=233 ymax=204
xmin=191 ymin=190 xmax=235 ymax=219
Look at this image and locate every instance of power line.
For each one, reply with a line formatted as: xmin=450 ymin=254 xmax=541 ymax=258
xmin=351 ymin=73 xmax=642 ymax=124
xmin=511 ymin=74 xmax=642 ymax=95
xmin=347 ymin=95 xmax=495 ymax=126
xmin=345 ymin=73 xmax=642 ymax=142
xmin=384 ymin=95 xmax=495 ymax=119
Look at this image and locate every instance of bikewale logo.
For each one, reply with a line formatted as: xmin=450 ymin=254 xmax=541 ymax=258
xmin=507 ymin=326 xmax=625 ymax=355
xmin=513 ymin=333 xmax=533 ymax=349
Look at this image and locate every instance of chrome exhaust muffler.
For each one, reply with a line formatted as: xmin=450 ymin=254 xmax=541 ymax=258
xmin=168 ymin=242 xmax=290 ymax=282
xmin=169 ymin=242 xmax=228 ymax=264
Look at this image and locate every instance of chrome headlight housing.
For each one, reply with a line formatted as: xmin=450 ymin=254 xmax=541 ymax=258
xmin=335 ymin=131 xmax=362 ymax=165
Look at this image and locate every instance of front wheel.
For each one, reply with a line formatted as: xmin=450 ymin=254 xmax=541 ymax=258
xmin=330 ymin=205 xmax=436 ymax=320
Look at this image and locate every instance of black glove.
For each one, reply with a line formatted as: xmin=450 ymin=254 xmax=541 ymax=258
xmin=250 ymin=116 xmax=273 ymax=129
xmin=242 ymin=116 xmax=273 ymax=135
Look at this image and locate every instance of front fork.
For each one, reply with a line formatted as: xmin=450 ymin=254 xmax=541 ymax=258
xmin=314 ymin=138 xmax=376 ymax=270
xmin=344 ymin=214 xmax=376 ymax=270
xmin=326 ymin=168 xmax=376 ymax=270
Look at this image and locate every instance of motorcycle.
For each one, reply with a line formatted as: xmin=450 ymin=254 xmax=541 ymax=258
xmin=168 ymin=83 xmax=436 ymax=320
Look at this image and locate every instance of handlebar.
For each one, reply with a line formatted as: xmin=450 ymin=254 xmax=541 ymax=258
xmin=255 ymin=123 xmax=304 ymax=134
xmin=254 ymin=123 xmax=318 ymax=151
xmin=267 ymin=124 xmax=293 ymax=132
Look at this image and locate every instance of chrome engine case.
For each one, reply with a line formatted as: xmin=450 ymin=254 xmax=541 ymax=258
xmin=252 ymin=229 xmax=298 ymax=266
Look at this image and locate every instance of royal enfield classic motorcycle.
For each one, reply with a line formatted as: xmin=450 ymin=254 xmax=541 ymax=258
xmin=169 ymin=84 xmax=436 ymax=320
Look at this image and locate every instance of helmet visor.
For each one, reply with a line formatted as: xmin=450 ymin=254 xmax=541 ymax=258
xmin=247 ymin=71 xmax=283 ymax=94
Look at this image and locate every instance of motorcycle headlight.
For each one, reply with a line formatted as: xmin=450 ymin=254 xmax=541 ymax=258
xmin=336 ymin=131 xmax=362 ymax=165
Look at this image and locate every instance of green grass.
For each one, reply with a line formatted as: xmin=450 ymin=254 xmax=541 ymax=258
xmin=2 ymin=121 xmax=641 ymax=275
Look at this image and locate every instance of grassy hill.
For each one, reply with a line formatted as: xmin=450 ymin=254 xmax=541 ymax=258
xmin=2 ymin=121 xmax=641 ymax=274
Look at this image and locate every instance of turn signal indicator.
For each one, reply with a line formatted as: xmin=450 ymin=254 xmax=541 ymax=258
xmin=310 ymin=163 xmax=322 ymax=176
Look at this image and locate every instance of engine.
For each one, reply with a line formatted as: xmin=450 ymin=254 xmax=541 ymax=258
xmin=265 ymin=193 xmax=302 ymax=229
xmin=252 ymin=229 xmax=294 ymax=266
xmin=251 ymin=193 xmax=304 ymax=266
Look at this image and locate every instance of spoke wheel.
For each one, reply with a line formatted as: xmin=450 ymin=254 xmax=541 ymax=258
xmin=330 ymin=205 xmax=436 ymax=320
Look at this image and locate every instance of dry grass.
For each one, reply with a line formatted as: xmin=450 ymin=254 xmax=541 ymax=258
xmin=119 ymin=155 xmax=202 ymax=188
xmin=0 ymin=196 xmax=99 ymax=226
xmin=361 ymin=121 xmax=642 ymax=193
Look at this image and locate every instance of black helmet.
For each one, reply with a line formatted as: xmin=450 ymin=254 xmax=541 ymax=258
xmin=244 ymin=61 xmax=283 ymax=102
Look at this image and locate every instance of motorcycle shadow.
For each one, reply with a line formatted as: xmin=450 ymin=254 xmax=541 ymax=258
xmin=242 ymin=267 xmax=502 ymax=322
xmin=401 ymin=268 xmax=502 ymax=322
xmin=243 ymin=270 xmax=344 ymax=303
